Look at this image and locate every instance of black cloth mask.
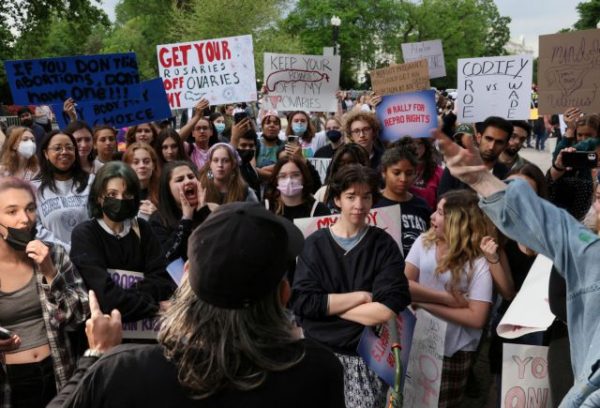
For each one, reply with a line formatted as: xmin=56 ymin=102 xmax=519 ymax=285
xmin=1 ymin=224 xmax=37 ymax=251
xmin=237 ymin=149 xmax=255 ymax=164
xmin=326 ymin=129 xmax=343 ymax=144
xmin=102 ymin=197 xmax=137 ymax=222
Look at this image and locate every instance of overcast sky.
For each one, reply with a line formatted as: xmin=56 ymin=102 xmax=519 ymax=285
xmin=99 ymin=0 xmax=583 ymax=56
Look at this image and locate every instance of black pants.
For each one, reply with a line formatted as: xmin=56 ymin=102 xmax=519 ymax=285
xmin=6 ymin=356 xmax=56 ymax=408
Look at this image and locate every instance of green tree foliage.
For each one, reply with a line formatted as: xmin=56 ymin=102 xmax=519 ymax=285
xmin=574 ymin=0 xmax=600 ymax=30
xmin=282 ymin=0 xmax=511 ymax=89
xmin=101 ymin=0 xmax=177 ymax=80
xmin=170 ymin=0 xmax=302 ymax=82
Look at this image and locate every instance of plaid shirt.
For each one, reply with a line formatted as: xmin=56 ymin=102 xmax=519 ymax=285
xmin=1 ymin=244 xmax=89 ymax=407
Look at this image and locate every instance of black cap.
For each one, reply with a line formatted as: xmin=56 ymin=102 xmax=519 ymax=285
xmin=187 ymin=202 xmax=304 ymax=309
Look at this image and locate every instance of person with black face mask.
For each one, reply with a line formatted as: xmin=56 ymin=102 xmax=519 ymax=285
xmin=234 ymin=126 xmax=261 ymax=200
xmin=32 ymin=131 xmax=93 ymax=253
xmin=314 ymin=117 xmax=345 ymax=159
xmin=70 ymin=162 xmax=176 ymax=328
xmin=17 ymin=106 xmax=46 ymax=149
xmin=0 ymin=176 xmax=88 ymax=408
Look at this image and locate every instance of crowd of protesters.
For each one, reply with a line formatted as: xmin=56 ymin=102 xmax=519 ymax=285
xmin=0 ymin=84 xmax=598 ymax=408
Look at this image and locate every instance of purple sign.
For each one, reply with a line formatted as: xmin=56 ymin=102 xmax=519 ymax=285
xmin=376 ymin=90 xmax=438 ymax=141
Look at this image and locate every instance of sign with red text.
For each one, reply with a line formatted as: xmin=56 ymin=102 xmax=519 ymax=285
xmin=262 ymin=52 xmax=341 ymax=112
xmin=501 ymin=344 xmax=552 ymax=408
xmin=357 ymin=309 xmax=416 ymax=387
xmin=293 ymin=205 xmax=401 ymax=248
xmin=497 ymin=255 xmax=555 ymax=339
xmin=538 ymin=29 xmax=600 ymax=114
xmin=401 ymin=39 xmax=446 ymax=79
xmin=375 ymin=90 xmax=438 ymax=142
xmin=403 ymin=309 xmax=447 ymax=408
xmin=156 ymin=35 xmax=256 ymax=109
xmin=457 ymin=55 xmax=533 ymax=122
xmin=108 ymin=269 xmax=159 ymax=340
xmin=370 ymin=60 xmax=430 ymax=96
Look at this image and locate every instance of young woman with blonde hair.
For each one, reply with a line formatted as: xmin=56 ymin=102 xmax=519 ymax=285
xmin=404 ymin=189 xmax=494 ymax=407
xmin=0 ymin=127 xmax=39 ymax=180
xmin=198 ymin=143 xmax=258 ymax=204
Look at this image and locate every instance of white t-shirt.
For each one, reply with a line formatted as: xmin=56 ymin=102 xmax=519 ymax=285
xmin=406 ymin=235 xmax=492 ymax=357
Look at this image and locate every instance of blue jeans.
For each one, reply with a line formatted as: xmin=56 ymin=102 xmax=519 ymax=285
xmin=535 ymin=130 xmax=548 ymax=150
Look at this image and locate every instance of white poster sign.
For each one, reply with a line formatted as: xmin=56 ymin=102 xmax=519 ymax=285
xmin=497 ymin=255 xmax=555 ymax=339
xmin=263 ymin=52 xmax=340 ymax=112
xmin=501 ymin=344 xmax=553 ymax=408
xmin=108 ymin=269 xmax=159 ymax=340
xmin=307 ymin=157 xmax=331 ymax=183
xmin=403 ymin=308 xmax=447 ymax=408
xmin=457 ymin=55 xmax=533 ymax=122
xmin=401 ymin=39 xmax=446 ymax=79
xmin=293 ymin=205 xmax=402 ymax=249
xmin=157 ymin=35 xmax=256 ymax=109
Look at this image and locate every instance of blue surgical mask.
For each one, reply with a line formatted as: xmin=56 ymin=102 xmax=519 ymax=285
xmin=215 ymin=123 xmax=226 ymax=134
xmin=292 ymin=123 xmax=307 ymax=136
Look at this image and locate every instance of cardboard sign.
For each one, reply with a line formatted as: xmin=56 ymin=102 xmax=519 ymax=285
xmin=54 ymin=78 xmax=171 ymax=129
xmin=293 ymin=205 xmax=402 ymax=249
xmin=306 ymin=157 xmax=331 ymax=183
xmin=401 ymin=39 xmax=446 ymax=79
xmin=403 ymin=309 xmax=447 ymax=408
xmin=5 ymin=53 xmax=141 ymax=105
xmin=357 ymin=309 xmax=416 ymax=388
xmin=497 ymin=255 xmax=555 ymax=339
xmin=538 ymin=29 xmax=600 ymax=114
xmin=370 ymin=60 xmax=430 ymax=96
xmin=262 ymin=52 xmax=341 ymax=112
xmin=457 ymin=55 xmax=533 ymax=122
xmin=376 ymin=90 xmax=438 ymax=142
xmin=108 ymin=269 xmax=159 ymax=340
xmin=157 ymin=35 xmax=257 ymax=109
xmin=501 ymin=344 xmax=553 ymax=408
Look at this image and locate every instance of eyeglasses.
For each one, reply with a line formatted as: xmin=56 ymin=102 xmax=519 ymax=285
xmin=194 ymin=126 xmax=210 ymax=131
xmin=350 ymin=127 xmax=372 ymax=136
xmin=47 ymin=145 xmax=76 ymax=153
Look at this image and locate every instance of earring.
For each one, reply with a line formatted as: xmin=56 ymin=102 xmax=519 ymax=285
xmin=207 ymin=169 xmax=214 ymax=180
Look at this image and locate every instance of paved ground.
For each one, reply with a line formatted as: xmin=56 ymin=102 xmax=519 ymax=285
xmin=459 ymin=138 xmax=558 ymax=408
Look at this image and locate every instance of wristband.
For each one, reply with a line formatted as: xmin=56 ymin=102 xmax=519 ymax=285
xmin=552 ymin=163 xmax=565 ymax=172
xmin=485 ymin=255 xmax=500 ymax=264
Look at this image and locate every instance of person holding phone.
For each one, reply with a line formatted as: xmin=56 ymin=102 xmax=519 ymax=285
xmin=285 ymin=111 xmax=327 ymax=158
xmin=0 ymin=176 xmax=88 ymax=407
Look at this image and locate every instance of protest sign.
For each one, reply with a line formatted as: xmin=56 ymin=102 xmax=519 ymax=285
xmin=358 ymin=309 xmax=416 ymax=388
xmin=369 ymin=60 xmax=430 ymax=96
xmin=501 ymin=344 xmax=552 ymax=408
xmin=376 ymin=90 xmax=438 ymax=142
xmin=294 ymin=205 xmax=401 ymax=248
xmin=497 ymin=255 xmax=555 ymax=339
xmin=306 ymin=157 xmax=331 ymax=183
xmin=262 ymin=52 xmax=341 ymax=112
xmin=401 ymin=39 xmax=446 ymax=79
xmin=403 ymin=309 xmax=447 ymax=408
xmin=53 ymin=78 xmax=171 ymax=129
xmin=108 ymin=269 xmax=159 ymax=340
xmin=5 ymin=53 xmax=141 ymax=105
xmin=538 ymin=28 xmax=600 ymax=114
xmin=457 ymin=55 xmax=533 ymax=122
xmin=157 ymin=35 xmax=256 ymax=109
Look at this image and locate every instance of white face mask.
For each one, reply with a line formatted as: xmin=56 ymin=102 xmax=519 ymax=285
xmin=17 ymin=140 xmax=36 ymax=159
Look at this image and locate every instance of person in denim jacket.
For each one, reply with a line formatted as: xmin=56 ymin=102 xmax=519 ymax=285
xmin=436 ymin=130 xmax=600 ymax=407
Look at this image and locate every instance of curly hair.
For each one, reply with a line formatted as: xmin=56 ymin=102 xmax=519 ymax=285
xmin=158 ymin=282 xmax=304 ymax=399
xmin=343 ymin=111 xmax=381 ymax=142
xmin=422 ymin=190 xmax=492 ymax=295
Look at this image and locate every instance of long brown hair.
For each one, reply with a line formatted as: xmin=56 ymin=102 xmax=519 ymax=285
xmin=422 ymin=190 xmax=492 ymax=295
xmin=0 ymin=127 xmax=39 ymax=176
xmin=264 ymin=156 xmax=314 ymax=216
xmin=198 ymin=143 xmax=247 ymax=204
xmin=122 ymin=142 xmax=161 ymax=206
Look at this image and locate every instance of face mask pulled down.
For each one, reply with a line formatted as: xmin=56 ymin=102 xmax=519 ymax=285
xmin=1 ymin=224 xmax=37 ymax=251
